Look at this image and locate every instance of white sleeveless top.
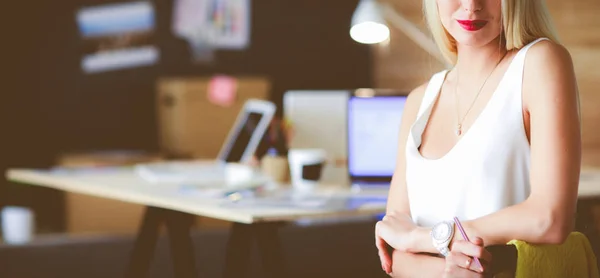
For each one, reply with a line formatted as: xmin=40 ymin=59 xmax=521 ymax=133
xmin=405 ymin=38 xmax=548 ymax=227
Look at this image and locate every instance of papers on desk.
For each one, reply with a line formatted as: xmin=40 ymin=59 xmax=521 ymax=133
xmin=44 ymin=161 xmax=386 ymax=212
xmin=135 ymin=161 xmax=228 ymax=183
xmin=47 ymin=166 xmax=132 ymax=176
xmin=218 ymin=189 xmax=388 ymax=211
xmin=134 ymin=161 xmax=270 ymax=188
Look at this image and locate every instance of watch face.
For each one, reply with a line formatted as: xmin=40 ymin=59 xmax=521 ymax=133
xmin=432 ymin=222 xmax=450 ymax=241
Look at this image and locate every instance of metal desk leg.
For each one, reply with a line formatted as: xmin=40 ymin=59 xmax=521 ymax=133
xmin=223 ymin=222 xmax=286 ymax=278
xmin=223 ymin=223 xmax=254 ymax=278
xmin=256 ymin=223 xmax=286 ymax=278
xmin=165 ymin=210 xmax=198 ymax=278
xmin=125 ymin=207 xmax=164 ymax=278
xmin=125 ymin=207 xmax=198 ymax=278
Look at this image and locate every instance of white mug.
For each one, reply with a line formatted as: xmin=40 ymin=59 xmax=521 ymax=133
xmin=2 ymin=206 xmax=34 ymax=245
xmin=288 ymin=149 xmax=327 ymax=192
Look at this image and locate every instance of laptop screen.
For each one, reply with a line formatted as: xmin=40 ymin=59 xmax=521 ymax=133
xmin=220 ymin=111 xmax=264 ymax=163
xmin=348 ymin=95 xmax=407 ymax=179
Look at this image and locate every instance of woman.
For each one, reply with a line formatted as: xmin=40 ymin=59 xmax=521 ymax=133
xmin=375 ymin=0 xmax=581 ymax=277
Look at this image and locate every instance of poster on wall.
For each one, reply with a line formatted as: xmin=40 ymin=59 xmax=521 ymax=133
xmin=76 ymin=1 xmax=159 ymax=74
xmin=172 ymin=0 xmax=251 ymax=62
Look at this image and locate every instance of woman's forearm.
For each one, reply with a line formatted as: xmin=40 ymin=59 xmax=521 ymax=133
xmin=390 ymin=250 xmax=445 ymax=278
xmin=460 ymin=201 xmax=570 ymax=246
xmin=455 ymin=199 xmax=575 ymax=245
xmin=411 ymin=201 xmax=572 ymax=254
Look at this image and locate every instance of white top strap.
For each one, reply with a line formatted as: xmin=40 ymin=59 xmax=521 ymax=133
xmin=416 ymin=70 xmax=449 ymax=119
xmin=507 ymin=37 xmax=550 ymax=87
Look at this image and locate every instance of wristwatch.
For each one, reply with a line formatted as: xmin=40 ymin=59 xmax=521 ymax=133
xmin=431 ymin=220 xmax=455 ymax=257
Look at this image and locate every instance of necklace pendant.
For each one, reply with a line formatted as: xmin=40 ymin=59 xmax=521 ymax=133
xmin=456 ymin=124 xmax=462 ymax=136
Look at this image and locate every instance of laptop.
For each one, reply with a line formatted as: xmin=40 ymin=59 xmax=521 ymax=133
xmin=135 ymin=99 xmax=276 ymax=184
xmin=283 ymin=90 xmax=350 ymax=184
xmin=347 ymin=91 xmax=407 ymax=190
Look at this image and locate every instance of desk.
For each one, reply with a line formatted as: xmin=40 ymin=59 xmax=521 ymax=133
xmin=6 ymin=167 xmax=387 ymax=278
xmin=6 ymin=168 xmax=600 ymax=277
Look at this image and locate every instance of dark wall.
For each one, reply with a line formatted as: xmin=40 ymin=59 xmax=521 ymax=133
xmin=41 ymin=0 xmax=372 ymax=156
xmin=1 ymin=0 xmax=371 ymax=231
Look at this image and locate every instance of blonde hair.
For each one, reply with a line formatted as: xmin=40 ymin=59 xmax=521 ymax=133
xmin=423 ymin=0 xmax=560 ymax=65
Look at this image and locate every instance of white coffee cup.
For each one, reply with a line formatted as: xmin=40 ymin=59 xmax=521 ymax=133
xmin=288 ymin=149 xmax=327 ymax=192
xmin=1 ymin=206 xmax=34 ymax=245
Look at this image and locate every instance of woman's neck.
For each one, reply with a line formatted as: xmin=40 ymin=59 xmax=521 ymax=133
xmin=454 ymin=37 xmax=507 ymax=79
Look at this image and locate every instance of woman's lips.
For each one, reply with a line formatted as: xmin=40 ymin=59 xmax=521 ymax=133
xmin=456 ymin=20 xmax=488 ymax=31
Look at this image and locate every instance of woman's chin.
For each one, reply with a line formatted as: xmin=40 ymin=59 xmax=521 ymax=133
xmin=449 ymin=27 xmax=501 ymax=48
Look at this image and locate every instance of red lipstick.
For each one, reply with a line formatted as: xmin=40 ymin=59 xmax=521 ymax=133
xmin=457 ymin=20 xmax=487 ymax=31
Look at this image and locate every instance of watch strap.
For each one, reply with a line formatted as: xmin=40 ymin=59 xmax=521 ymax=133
xmin=439 ymin=245 xmax=450 ymax=257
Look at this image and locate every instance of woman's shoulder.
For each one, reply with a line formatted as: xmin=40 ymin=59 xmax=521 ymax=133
xmin=406 ymin=80 xmax=429 ymax=111
xmin=522 ymin=38 xmax=578 ymax=111
xmin=408 ymin=81 xmax=428 ymax=102
xmin=406 ymin=70 xmax=448 ymax=109
xmin=524 ymin=39 xmax=574 ymax=74
xmin=403 ymin=70 xmax=444 ymax=119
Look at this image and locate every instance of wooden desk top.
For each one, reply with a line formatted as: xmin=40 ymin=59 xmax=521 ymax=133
xmin=6 ymin=168 xmax=387 ymax=224
xmin=6 ymin=168 xmax=600 ymax=223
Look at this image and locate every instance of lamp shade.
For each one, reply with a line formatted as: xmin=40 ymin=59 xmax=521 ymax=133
xmin=350 ymin=0 xmax=390 ymax=44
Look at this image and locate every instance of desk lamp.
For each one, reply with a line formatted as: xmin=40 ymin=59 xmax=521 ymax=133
xmin=350 ymin=0 xmax=450 ymax=67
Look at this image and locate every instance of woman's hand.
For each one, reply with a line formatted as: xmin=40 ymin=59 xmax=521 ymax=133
xmin=442 ymin=237 xmax=492 ymax=278
xmin=375 ymin=213 xmax=419 ymax=274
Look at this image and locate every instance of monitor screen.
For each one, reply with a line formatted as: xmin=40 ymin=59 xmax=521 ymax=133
xmin=348 ymin=96 xmax=406 ymax=178
xmin=220 ymin=111 xmax=264 ymax=163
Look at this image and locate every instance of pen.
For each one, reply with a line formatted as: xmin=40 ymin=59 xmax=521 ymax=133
xmin=453 ymin=217 xmax=483 ymax=271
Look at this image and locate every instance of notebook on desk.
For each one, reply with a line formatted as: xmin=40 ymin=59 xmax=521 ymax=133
xmin=347 ymin=91 xmax=407 ymax=191
xmin=135 ymin=99 xmax=276 ymax=184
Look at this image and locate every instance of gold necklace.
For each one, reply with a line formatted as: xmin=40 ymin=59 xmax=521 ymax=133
xmin=454 ymin=51 xmax=508 ymax=136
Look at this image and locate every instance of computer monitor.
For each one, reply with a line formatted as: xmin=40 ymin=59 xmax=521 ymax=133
xmin=347 ymin=94 xmax=407 ymax=183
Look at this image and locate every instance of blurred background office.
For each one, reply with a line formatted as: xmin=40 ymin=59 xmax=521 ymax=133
xmin=0 ymin=0 xmax=599 ymax=277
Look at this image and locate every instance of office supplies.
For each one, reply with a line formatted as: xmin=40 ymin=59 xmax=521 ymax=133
xmin=260 ymin=150 xmax=288 ymax=183
xmin=136 ymin=99 xmax=276 ymax=183
xmin=283 ymin=90 xmax=350 ymax=184
xmin=347 ymin=91 xmax=407 ymax=189
xmin=453 ymin=217 xmax=484 ymax=271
